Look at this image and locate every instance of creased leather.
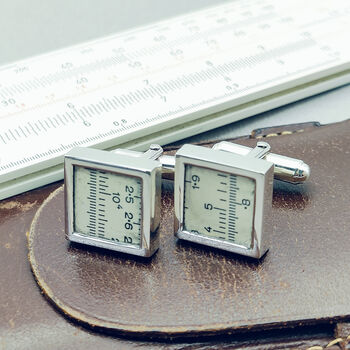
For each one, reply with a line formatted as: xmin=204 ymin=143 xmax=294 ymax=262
xmin=27 ymin=120 xmax=350 ymax=339
xmin=1 ymin=120 xmax=350 ymax=349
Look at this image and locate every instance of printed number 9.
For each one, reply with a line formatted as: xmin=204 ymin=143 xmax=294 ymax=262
xmin=192 ymin=175 xmax=200 ymax=182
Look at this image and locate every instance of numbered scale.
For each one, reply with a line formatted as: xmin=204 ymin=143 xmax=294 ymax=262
xmin=1 ymin=0 xmax=350 ymax=199
xmin=65 ymin=142 xmax=309 ymax=258
xmin=65 ymin=146 xmax=163 ymax=257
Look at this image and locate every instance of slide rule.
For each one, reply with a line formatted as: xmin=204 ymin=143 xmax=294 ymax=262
xmin=0 ymin=0 xmax=350 ymax=199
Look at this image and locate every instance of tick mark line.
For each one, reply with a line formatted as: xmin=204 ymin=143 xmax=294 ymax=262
xmin=213 ymin=229 xmax=225 ymax=234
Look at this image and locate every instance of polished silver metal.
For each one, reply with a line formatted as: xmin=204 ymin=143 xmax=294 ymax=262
xmin=212 ymin=141 xmax=310 ymax=184
xmin=246 ymin=141 xmax=271 ymax=159
xmin=65 ymin=146 xmax=162 ymax=257
xmin=112 ymin=141 xmax=309 ymax=184
xmin=174 ymin=143 xmax=275 ymax=259
xmin=65 ymin=141 xmax=310 ymax=259
xmin=158 ymin=154 xmax=175 ymax=177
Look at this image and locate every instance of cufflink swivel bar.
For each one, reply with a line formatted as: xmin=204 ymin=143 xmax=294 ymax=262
xmin=115 ymin=142 xmax=310 ymax=185
xmin=212 ymin=142 xmax=310 ymax=184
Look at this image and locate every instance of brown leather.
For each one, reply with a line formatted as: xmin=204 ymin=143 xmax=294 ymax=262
xmin=250 ymin=121 xmax=321 ymax=139
xmin=1 ymin=120 xmax=350 ymax=349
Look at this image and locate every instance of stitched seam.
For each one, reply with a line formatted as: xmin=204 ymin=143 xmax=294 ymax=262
xmin=306 ymin=334 xmax=350 ymax=349
xmin=254 ymin=128 xmax=305 ymax=139
xmin=163 ymin=127 xmax=308 ymax=151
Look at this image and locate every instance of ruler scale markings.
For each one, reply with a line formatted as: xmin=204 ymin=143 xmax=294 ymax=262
xmin=136 ymin=90 xmax=146 ymax=101
xmin=27 ymin=122 xmax=38 ymax=136
xmin=61 ymin=114 xmax=69 ymax=123
xmin=178 ymin=77 xmax=187 ymax=88
xmin=58 ymin=114 xmax=68 ymax=125
xmin=24 ymin=125 xmax=31 ymax=135
xmin=104 ymin=98 xmax=115 ymax=110
xmin=9 ymin=86 xmax=17 ymax=95
xmin=40 ymin=77 xmax=49 ymax=86
xmin=123 ymin=94 xmax=133 ymax=105
xmin=4 ymin=132 xmax=11 ymax=141
xmin=109 ymin=98 xmax=119 ymax=109
xmin=32 ymin=79 xmax=41 ymax=89
xmin=47 ymin=117 xmax=57 ymax=128
xmin=112 ymin=96 xmax=122 ymax=107
xmin=80 ymin=107 xmax=91 ymax=118
xmin=171 ymin=79 xmax=181 ymax=90
xmin=34 ymin=122 xmax=41 ymax=132
xmin=193 ymin=72 xmax=201 ymax=84
xmin=64 ymin=112 xmax=75 ymax=122
xmin=163 ymin=81 xmax=173 ymax=92
xmin=87 ymin=169 xmax=98 ymax=235
xmin=96 ymin=103 xmax=104 ymax=113
xmin=52 ymin=116 xmax=60 ymax=126
xmin=14 ymin=85 xmax=24 ymax=94
xmin=43 ymin=120 xmax=50 ymax=129
xmin=4 ymin=132 xmax=10 ymax=142
xmin=154 ymin=85 xmax=164 ymax=96
xmin=116 ymin=96 xmax=126 ymax=107
xmin=1 ymin=0 xmax=350 ymax=198
xmin=4 ymin=87 xmax=13 ymax=97
xmin=14 ymin=129 xmax=21 ymax=138
xmin=101 ymin=101 xmax=110 ymax=112
xmin=228 ymin=174 xmax=237 ymax=242
xmin=87 ymin=105 xmax=96 ymax=115
xmin=130 ymin=92 xmax=141 ymax=102
xmin=145 ymin=87 xmax=155 ymax=98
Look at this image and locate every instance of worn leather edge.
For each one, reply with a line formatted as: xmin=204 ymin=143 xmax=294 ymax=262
xmin=27 ymin=185 xmax=350 ymax=345
xmin=163 ymin=121 xmax=321 ymax=152
xmin=305 ymin=336 xmax=350 ymax=350
xmin=28 ymin=185 xmax=334 ymax=339
xmin=26 ymin=120 xmax=350 ymax=341
xmin=250 ymin=121 xmax=321 ymax=139
xmin=26 ymin=197 xmax=350 ymax=346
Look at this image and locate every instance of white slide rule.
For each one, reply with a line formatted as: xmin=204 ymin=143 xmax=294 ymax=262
xmin=1 ymin=0 xmax=350 ymax=199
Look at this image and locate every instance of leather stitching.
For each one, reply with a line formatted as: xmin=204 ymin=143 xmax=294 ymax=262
xmin=254 ymin=128 xmax=305 ymax=139
xmin=306 ymin=334 xmax=350 ymax=350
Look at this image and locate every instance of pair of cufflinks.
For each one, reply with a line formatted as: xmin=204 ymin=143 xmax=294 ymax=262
xmin=64 ymin=141 xmax=309 ymax=259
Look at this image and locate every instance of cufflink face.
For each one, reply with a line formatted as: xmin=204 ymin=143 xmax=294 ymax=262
xmin=65 ymin=147 xmax=161 ymax=257
xmin=174 ymin=144 xmax=274 ymax=259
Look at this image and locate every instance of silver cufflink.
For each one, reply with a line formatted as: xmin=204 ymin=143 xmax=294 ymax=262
xmin=64 ymin=145 xmax=164 ymax=257
xmin=64 ymin=141 xmax=309 ymax=259
xmin=174 ymin=141 xmax=309 ymax=259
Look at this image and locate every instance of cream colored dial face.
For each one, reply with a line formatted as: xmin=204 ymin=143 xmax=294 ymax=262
xmin=73 ymin=166 xmax=142 ymax=247
xmin=183 ymin=164 xmax=256 ymax=249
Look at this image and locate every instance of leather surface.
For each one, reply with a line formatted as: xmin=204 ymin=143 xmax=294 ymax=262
xmin=1 ymin=120 xmax=350 ymax=349
xmin=26 ymin=120 xmax=350 ymax=340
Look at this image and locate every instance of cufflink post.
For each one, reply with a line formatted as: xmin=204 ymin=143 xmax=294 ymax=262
xmin=112 ymin=141 xmax=310 ymax=184
xmin=212 ymin=141 xmax=310 ymax=184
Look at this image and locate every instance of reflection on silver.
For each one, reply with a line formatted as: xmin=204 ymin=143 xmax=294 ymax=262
xmin=65 ymin=146 xmax=162 ymax=258
xmin=65 ymin=141 xmax=310 ymax=259
xmin=213 ymin=141 xmax=310 ymax=184
xmin=174 ymin=143 xmax=274 ymax=259
xmin=143 ymin=142 xmax=310 ymax=184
